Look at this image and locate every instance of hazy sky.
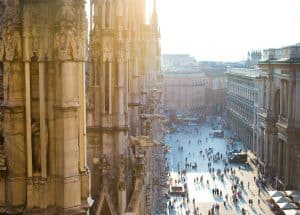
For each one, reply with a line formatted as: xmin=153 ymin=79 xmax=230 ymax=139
xmin=156 ymin=0 xmax=300 ymax=61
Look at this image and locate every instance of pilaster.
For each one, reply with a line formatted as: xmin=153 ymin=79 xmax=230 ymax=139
xmin=53 ymin=1 xmax=87 ymax=213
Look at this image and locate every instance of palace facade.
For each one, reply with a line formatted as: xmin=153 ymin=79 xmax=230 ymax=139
xmin=258 ymin=44 xmax=300 ymax=190
xmin=226 ymin=68 xmax=261 ymax=152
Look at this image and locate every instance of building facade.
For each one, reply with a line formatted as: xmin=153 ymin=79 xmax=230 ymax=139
xmin=162 ymin=54 xmax=197 ymax=67
xmin=163 ymin=71 xmax=208 ymax=115
xmin=226 ymin=68 xmax=261 ymax=152
xmin=258 ymin=44 xmax=300 ymax=190
xmin=205 ymin=70 xmax=227 ymax=116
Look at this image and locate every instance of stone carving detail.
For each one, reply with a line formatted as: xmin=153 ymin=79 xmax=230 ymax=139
xmin=135 ymin=155 xmax=144 ymax=177
xmin=0 ymin=41 xmax=4 ymax=61
xmin=119 ymin=154 xmax=126 ymax=178
xmin=0 ymin=0 xmax=22 ymax=61
xmin=118 ymin=181 xmax=125 ymax=191
xmin=54 ymin=1 xmax=79 ymax=61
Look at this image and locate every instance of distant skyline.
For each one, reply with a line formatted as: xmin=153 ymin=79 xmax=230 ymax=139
xmin=156 ymin=0 xmax=300 ymax=62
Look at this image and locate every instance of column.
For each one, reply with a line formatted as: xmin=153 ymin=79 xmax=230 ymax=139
xmin=264 ymin=131 xmax=269 ymax=164
xmin=23 ymin=26 xmax=34 ymax=209
xmin=284 ymin=145 xmax=290 ymax=186
xmin=283 ymin=81 xmax=288 ymax=117
xmin=260 ymin=130 xmax=264 ymax=160
xmin=277 ymin=141 xmax=283 ymax=178
xmin=115 ymin=57 xmax=125 ymax=125
xmin=280 ymin=79 xmax=284 ymax=116
xmin=38 ymin=61 xmax=47 ymax=178
xmin=262 ymin=78 xmax=265 ymax=108
xmin=2 ymin=2 xmax=27 ymax=210
xmin=109 ymin=62 xmax=112 ymax=114
xmin=38 ymin=60 xmax=48 ymax=209
xmin=269 ymin=135 xmax=273 ymax=167
xmin=54 ymin=1 xmax=87 ymax=213
xmin=287 ymin=81 xmax=293 ymax=120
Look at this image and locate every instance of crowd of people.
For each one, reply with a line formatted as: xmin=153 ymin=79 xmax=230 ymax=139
xmin=165 ymin=117 xmax=266 ymax=215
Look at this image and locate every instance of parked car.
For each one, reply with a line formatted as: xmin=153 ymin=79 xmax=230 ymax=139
xmin=169 ymin=185 xmax=186 ymax=197
xmin=213 ymin=130 xmax=224 ymax=137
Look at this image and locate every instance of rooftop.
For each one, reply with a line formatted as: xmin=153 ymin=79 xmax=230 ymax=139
xmin=260 ymin=43 xmax=300 ymax=64
xmin=163 ymin=71 xmax=205 ymax=78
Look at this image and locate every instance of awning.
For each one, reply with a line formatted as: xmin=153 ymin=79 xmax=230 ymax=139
xmin=283 ymin=209 xmax=300 ymax=215
xmin=277 ymin=202 xmax=299 ymax=210
xmin=291 ymin=195 xmax=300 ymax=202
xmin=268 ymin=190 xmax=286 ymax=197
xmin=285 ymin=190 xmax=300 ymax=196
xmin=272 ymin=196 xmax=292 ymax=203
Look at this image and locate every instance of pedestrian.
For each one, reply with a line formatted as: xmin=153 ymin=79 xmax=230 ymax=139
xmin=258 ymin=198 xmax=260 ymax=205
xmin=248 ymin=182 xmax=250 ymax=189
xmin=258 ymin=188 xmax=261 ymax=196
xmin=241 ymin=208 xmax=246 ymax=215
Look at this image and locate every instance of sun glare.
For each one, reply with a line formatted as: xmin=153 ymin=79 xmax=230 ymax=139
xmin=158 ymin=0 xmax=300 ymax=61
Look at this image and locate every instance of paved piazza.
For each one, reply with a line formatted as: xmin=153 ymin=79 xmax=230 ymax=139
xmin=164 ymin=121 xmax=274 ymax=215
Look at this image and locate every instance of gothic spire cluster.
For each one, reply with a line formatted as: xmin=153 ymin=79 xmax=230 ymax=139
xmin=0 ymin=0 xmax=162 ymax=214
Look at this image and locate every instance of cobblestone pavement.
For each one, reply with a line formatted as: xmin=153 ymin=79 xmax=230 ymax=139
xmin=164 ymin=122 xmax=274 ymax=215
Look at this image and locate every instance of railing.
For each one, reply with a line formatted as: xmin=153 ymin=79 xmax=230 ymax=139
xmin=226 ymin=68 xmax=261 ymax=77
